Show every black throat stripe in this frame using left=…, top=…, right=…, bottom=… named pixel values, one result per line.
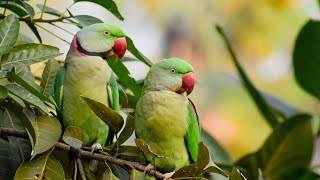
left=76, top=37, right=112, bottom=59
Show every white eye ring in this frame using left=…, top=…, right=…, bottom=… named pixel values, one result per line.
left=170, top=68, right=176, bottom=74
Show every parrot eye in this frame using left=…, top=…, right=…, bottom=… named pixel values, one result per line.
left=170, top=68, right=176, bottom=74
left=103, top=31, right=110, bottom=36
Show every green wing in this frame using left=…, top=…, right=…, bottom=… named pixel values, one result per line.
left=53, top=66, right=65, bottom=121
left=185, top=98, right=201, bottom=163
left=107, top=73, right=120, bottom=112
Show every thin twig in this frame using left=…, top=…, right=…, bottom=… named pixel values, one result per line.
left=40, top=0, right=47, bottom=19
left=3, top=0, right=8, bottom=16
left=0, top=127, right=171, bottom=180
left=0, top=14, right=71, bottom=23
left=49, top=22, right=74, bottom=35
left=76, top=158, right=86, bottom=180
left=35, top=23, right=70, bottom=45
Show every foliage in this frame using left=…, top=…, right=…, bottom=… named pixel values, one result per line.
left=0, top=0, right=319, bottom=180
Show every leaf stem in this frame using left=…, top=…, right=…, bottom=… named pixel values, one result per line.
left=49, top=22, right=74, bottom=35
left=2, top=0, right=8, bottom=16
left=40, top=0, right=47, bottom=20
left=35, top=23, right=70, bottom=45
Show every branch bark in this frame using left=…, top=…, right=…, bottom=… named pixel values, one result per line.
left=0, top=127, right=170, bottom=180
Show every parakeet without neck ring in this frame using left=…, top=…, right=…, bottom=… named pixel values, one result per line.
left=134, top=58, right=200, bottom=179
left=54, top=23, right=126, bottom=170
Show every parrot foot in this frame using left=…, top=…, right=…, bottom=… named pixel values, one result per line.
left=163, top=172, right=175, bottom=180
left=89, top=143, right=102, bottom=172
left=144, top=163, right=155, bottom=175
left=90, top=142, right=102, bottom=154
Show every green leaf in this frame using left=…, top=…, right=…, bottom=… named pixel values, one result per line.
left=200, top=128, right=233, bottom=166
left=0, top=14, right=19, bottom=55
left=6, top=84, right=49, bottom=114
left=1, top=43, right=62, bottom=69
left=293, top=20, right=320, bottom=100
left=117, top=113, right=134, bottom=145
left=14, top=150, right=65, bottom=180
left=202, top=166, right=228, bottom=177
left=126, top=36, right=153, bottom=67
left=111, top=145, right=146, bottom=164
left=41, top=59, right=60, bottom=96
left=134, top=139, right=166, bottom=159
left=216, top=24, right=279, bottom=128
left=171, top=164, right=197, bottom=178
left=237, top=114, right=314, bottom=180
left=36, top=4, right=62, bottom=17
left=16, top=1, right=35, bottom=17
left=0, top=85, right=8, bottom=100
left=197, top=142, right=210, bottom=171
left=62, top=126, right=84, bottom=149
left=74, top=0, right=124, bottom=21
left=7, top=71, right=56, bottom=106
left=0, top=2, right=42, bottom=42
left=97, top=163, right=119, bottom=180
left=108, top=56, right=142, bottom=102
left=74, top=15, right=103, bottom=27
left=229, top=168, right=247, bottom=180
left=0, top=139, right=27, bottom=180
left=31, top=116, right=62, bottom=159
left=14, top=65, right=36, bottom=84
left=130, top=168, right=147, bottom=180
left=81, top=96, right=124, bottom=133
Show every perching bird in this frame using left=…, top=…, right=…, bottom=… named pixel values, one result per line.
left=54, top=23, right=126, bottom=170
left=134, top=58, right=200, bottom=179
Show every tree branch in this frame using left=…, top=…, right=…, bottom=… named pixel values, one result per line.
left=0, top=127, right=170, bottom=180
left=76, top=158, right=86, bottom=180
left=0, top=14, right=71, bottom=23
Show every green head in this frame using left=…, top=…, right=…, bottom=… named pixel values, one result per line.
left=143, top=58, right=195, bottom=95
left=71, top=23, right=126, bottom=59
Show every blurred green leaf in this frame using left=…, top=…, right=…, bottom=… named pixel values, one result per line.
left=237, top=114, right=314, bottom=180
left=0, top=2, right=42, bottom=42
left=74, top=15, right=103, bottom=27
left=293, top=20, right=320, bottom=100
left=134, top=139, right=166, bottom=159
left=130, top=168, right=147, bottom=180
left=74, top=0, right=124, bottom=21
left=108, top=56, right=142, bottom=102
left=81, top=96, right=124, bottom=133
left=16, top=0, right=35, bottom=17
left=229, top=168, right=247, bottom=180
left=0, top=85, right=8, bottom=100
left=6, top=84, right=49, bottom=114
left=0, top=14, right=19, bottom=55
left=41, top=59, right=60, bottom=96
left=216, top=24, right=279, bottom=128
left=62, top=126, right=84, bottom=149
left=126, top=36, right=153, bottom=67
left=1, top=43, right=62, bottom=69
left=117, top=113, right=134, bottom=145
left=14, top=150, right=65, bottom=180
left=36, top=4, right=62, bottom=17
left=200, top=128, right=233, bottom=166
left=7, top=71, right=56, bottom=106
left=31, top=116, right=62, bottom=159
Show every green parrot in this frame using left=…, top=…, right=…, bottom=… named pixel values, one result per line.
left=134, top=58, right=200, bottom=179
left=54, top=23, right=126, bottom=169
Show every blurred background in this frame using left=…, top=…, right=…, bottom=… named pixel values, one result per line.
left=24, top=0, right=320, bottom=161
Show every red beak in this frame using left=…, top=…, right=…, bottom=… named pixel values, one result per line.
left=177, top=72, right=195, bottom=95
left=113, top=37, right=127, bottom=58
